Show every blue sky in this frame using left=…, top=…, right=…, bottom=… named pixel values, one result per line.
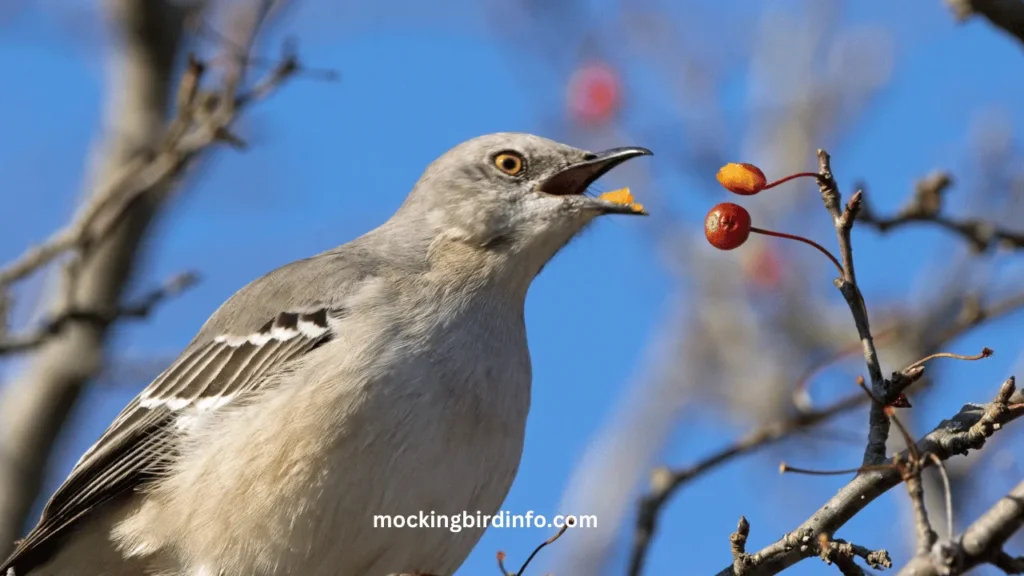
left=2, top=2, right=1023, bottom=575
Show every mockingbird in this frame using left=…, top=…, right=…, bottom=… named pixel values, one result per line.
left=2, top=132, right=650, bottom=576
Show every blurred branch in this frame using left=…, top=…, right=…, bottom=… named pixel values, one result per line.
left=0, top=0, right=297, bottom=556
left=859, top=171, right=1024, bottom=252
left=896, top=479, right=1024, bottom=575
left=716, top=376, right=1024, bottom=575
left=938, top=290, right=1024, bottom=344
left=0, top=273, right=197, bottom=355
left=0, top=29, right=298, bottom=292
left=948, top=0, right=1024, bottom=46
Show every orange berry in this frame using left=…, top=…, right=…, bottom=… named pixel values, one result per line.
left=705, top=202, right=751, bottom=250
left=598, top=187, right=635, bottom=205
left=716, top=163, right=767, bottom=195
left=598, top=187, right=646, bottom=213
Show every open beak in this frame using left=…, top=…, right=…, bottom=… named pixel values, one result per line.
left=538, top=146, right=653, bottom=215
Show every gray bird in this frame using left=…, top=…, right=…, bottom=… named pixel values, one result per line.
left=2, top=132, right=650, bottom=576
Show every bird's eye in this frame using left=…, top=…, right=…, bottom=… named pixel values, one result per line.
left=494, top=152, right=525, bottom=176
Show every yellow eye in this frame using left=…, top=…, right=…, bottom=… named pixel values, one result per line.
left=494, top=152, right=524, bottom=175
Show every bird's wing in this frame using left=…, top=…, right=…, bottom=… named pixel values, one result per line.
left=1, top=306, right=342, bottom=573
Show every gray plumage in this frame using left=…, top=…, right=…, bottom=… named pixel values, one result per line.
left=3, top=132, right=649, bottom=576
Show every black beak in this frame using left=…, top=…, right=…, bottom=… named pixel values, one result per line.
left=538, top=146, right=653, bottom=196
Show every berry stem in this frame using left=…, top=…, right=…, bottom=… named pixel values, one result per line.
left=750, top=227, right=843, bottom=275
left=763, top=172, right=821, bottom=190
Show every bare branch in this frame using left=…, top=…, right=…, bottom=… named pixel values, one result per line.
left=0, top=0, right=190, bottom=553
left=628, top=280, right=1015, bottom=576
left=715, top=376, right=1024, bottom=575
left=992, top=550, right=1024, bottom=574
left=904, top=454, right=938, bottom=556
left=859, top=170, right=1024, bottom=252
left=729, top=520, right=891, bottom=576
left=819, top=535, right=891, bottom=576
left=0, top=0, right=299, bottom=556
left=497, top=520, right=572, bottom=576
left=814, top=150, right=894, bottom=467
left=938, top=290, right=1024, bottom=345
left=905, top=347, right=994, bottom=372
left=896, top=479, right=1024, bottom=575
left=926, top=453, right=955, bottom=544
left=0, top=19, right=298, bottom=295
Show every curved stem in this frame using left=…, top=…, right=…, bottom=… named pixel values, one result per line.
left=764, top=172, right=821, bottom=190
left=750, top=226, right=844, bottom=275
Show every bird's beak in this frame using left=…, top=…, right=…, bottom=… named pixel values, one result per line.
left=538, top=147, right=652, bottom=215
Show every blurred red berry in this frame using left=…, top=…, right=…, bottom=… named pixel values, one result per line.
left=746, top=245, right=782, bottom=289
left=705, top=202, right=751, bottom=250
left=567, top=62, right=620, bottom=125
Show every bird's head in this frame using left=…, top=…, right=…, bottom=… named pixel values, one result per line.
left=393, top=132, right=651, bottom=285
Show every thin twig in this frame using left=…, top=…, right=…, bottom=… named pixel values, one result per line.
left=815, top=150, right=891, bottom=467
left=926, top=453, right=954, bottom=540
left=905, top=347, right=993, bottom=372
left=863, top=211, right=1024, bottom=252
left=516, top=522, right=571, bottom=576
left=859, top=169, right=1024, bottom=252
left=896, top=478, right=1024, bottom=575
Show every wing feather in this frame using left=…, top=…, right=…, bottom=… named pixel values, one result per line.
left=1, top=308, right=339, bottom=573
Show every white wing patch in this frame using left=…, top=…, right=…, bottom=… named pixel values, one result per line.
left=137, top=310, right=332, bottom=415
left=212, top=314, right=329, bottom=347
left=74, top=310, right=335, bottom=467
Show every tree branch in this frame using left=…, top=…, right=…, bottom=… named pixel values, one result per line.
left=715, top=376, right=1024, bottom=575
left=0, top=0, right=190, bottom=553
left=858, top=170, right=1024, bottom=252
left=814, top=150, right=895, bottom=467
left=895, top=479, right=1024, bottom=575
left=0, top=0, right=296, bottom=555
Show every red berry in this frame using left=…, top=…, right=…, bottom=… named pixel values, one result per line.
left=705, top=203, right=752, bottom=250
left=567, top=62, right=620, bottom=125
